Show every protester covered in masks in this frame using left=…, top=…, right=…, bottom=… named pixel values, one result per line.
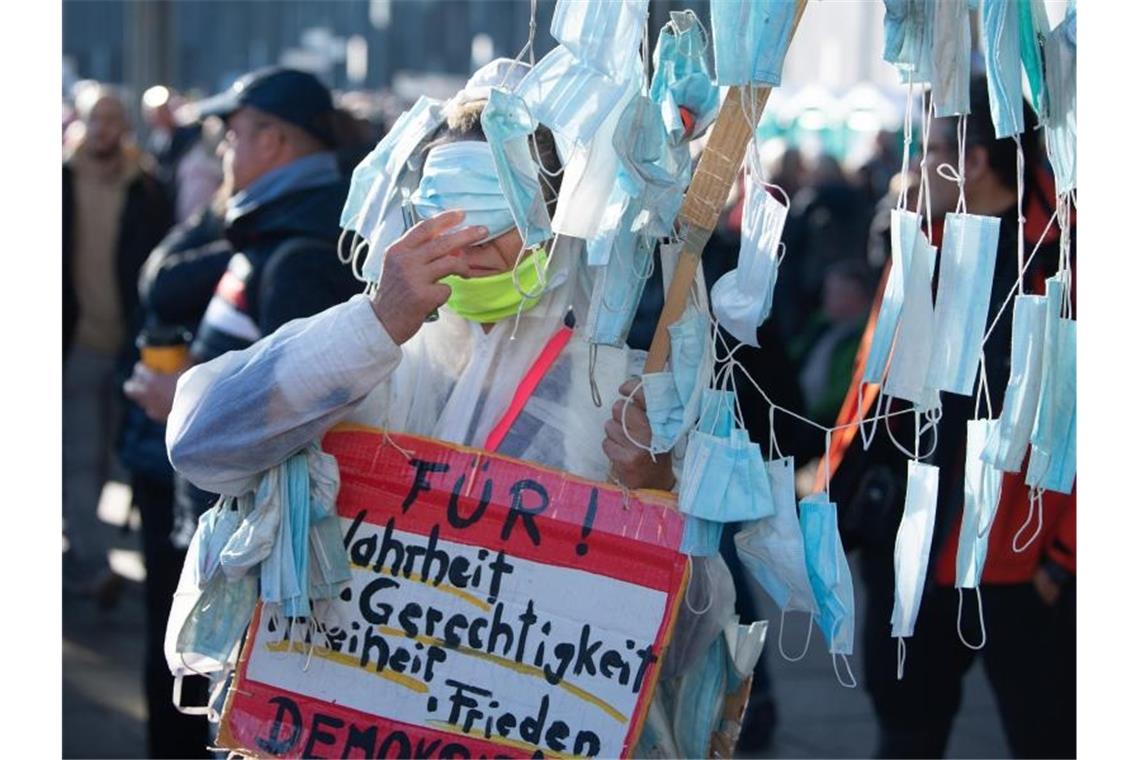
left=63, top=83, right=173, bottom=604
left=165, top=58, right=743, bottom=755
left=828, top=77, right=1075, bottom=759
left=167, top=61, right=675, bottom=495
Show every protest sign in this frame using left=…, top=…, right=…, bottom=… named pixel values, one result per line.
left=217, top=426, right=689, bottom=759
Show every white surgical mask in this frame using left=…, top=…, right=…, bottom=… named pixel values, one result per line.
left=926, top=213, right=1002, bottom=396
left=891, top=460, right=939, bottom=678
left=983, top=294, right=1048, bottom=472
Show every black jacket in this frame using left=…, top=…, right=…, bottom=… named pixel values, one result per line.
left=62, top=161, right=174, bottom=358
left=119, top=206, right=232, bottom=484
left=190, top=175, right=361, bottom=363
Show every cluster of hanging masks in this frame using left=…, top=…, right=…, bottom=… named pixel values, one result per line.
left=166, top=445, right=352, bottom=717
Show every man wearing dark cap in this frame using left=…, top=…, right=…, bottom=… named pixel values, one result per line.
left=126, top=67, right=361, bottom=408
left=184, top=66, right=358, bottom=359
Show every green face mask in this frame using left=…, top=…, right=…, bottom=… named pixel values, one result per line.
left=442, top=246, right=549, bottom=324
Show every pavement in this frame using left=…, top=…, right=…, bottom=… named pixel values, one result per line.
left=63, top=483, right=1009, bottom=759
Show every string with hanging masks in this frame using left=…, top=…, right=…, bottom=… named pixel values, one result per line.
left=857, top=73, right=918, bottom=451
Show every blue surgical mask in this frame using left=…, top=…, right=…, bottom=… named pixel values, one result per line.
left=680, top=429, right=774, bottom=523
left=196, top=496, right=249, bottom=588
left=980, top=0, right=1025, bottom=139
left=518, top=45, right=628, bottom=149
left=481, top=88, right=552, bottom=248
left=735, top=457, right=819, bottom=618
left=1041, top=4, right=1076, bottom=194
left=587, top=96, right=685, bottom=266
left=864, top=209, right=923, bottom=384
left=550, top=0, right=648, bottom=83
left=669, top=307, right=713, bottom=404
left=583, top=224, right=653, bottom=347
left=799, top=493, right=856, bottom=660
left=612, top=95, right=687, bottom=239
left=1018, top=0, right=1051, bottom=119
left=650, top=10, right=719, bottom=143
left=956, top=419, right=1003, bottom=590
left=710, top=0, right=799, bottom=86
left=1027, top=275, right=1076, bottom=495
left=697, top=388, right=737, bottom=438
left=176, top=570, right=258, bottom=667
left=642, top=303, right=713, bottom=449
left=891, top=461, right=939, bottom=643
left=359, top=96, right=446, bottom=283
left=983, top=294, right=1048, bottom=472
left=341, top=97, right=440, bottom=233
left=883, top=236, right=939, bottom=410
left=410, top=141, right=517, bottom=245
left=931, top=0, right=972, bottom=116
left=680, top=515, right=724, bottom=557
left=883, top=0, right=935, bottom=84
left=549, top=68, right=640, bottom=242
left=260, top=453, right=305, bottom=618
left=711, top=168, right=787, bottom=347
left=644, top=372, right=686, bottom=452
left=927, top=213, right=1002, bottom=396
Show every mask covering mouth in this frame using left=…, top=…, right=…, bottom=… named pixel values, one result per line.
left=442, top=246, right=549, bottom=324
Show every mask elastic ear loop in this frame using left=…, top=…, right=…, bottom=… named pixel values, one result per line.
left=956, top=587, right=988, bottom=650
left=833, top=653, right=858, bottom=689
left=768, top=405, right=784, bottom=461
left=777, top=608, right=813, bottom=662
left=859, top=385, right=886, bottom=450
left=172, top=673, right=210, bottom=716
left=974, top=356, right=995, bottom=421
left=1012, top=487, right=1045, bottom=553
left=337, top=226, right=356, bottom=265
left=511, top=242, right=549, bottom=301
left=884, top=398, right=923, bottom=459
left=501, top=0, right=538, bottom=85
left=760, top=180, right=791, bottom=210
left=981, top=207, right=1060, bottom=349
left=896, top=637, right=906, bottom=680
left=683, top=558, right=715, bottom=616
left=823, top=429, right=833, bottom=501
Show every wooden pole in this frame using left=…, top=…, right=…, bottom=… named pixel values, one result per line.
left=644, top=0, right=810, bottom=375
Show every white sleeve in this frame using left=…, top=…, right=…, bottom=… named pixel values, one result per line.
left=166, top=294, right=402, bottom=496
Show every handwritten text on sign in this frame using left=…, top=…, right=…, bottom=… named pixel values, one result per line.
left=218, top=428, right=688, bottom=758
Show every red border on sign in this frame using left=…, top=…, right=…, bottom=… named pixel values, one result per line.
left=218, top=427, right=689, bottom=759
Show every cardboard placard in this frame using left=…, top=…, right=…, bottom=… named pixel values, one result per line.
left=218, top=427, right=688, bottom=759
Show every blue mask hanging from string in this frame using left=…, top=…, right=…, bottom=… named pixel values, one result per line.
left=650, top=10, right=719, bottom=144
left=481, top=87, right=552, bottom=248
left=864, top=209, right=923, bottom=385
left=980, top=0, right=1025, bottom=139
left=710, top=0, right=800, bottom=86
left=550, top=0, right=648, bottom=83
left=982, top=294, right=1048, bottom=472
left=926, top=213, right=1002, bottom=396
